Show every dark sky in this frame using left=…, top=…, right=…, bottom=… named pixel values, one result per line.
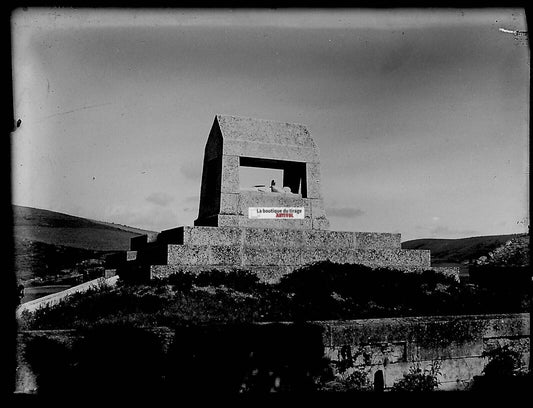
left=11, top=8, right=529, bottom=240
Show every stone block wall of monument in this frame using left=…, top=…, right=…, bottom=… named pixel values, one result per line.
left=108, top=115, right=459, bottom=282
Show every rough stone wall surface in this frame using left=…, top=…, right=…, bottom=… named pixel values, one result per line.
left=158, top=226, right=401, bottom=249
left=126, top=225, right=449, bottom=281
left=316, top=313, right=530, bottom=390
left=151, top=264, right=448, bottom=284
left=165, top=244, right=430, bottom=269
left=216, top=115, right=316, bottom=148
left=15, top=314, right=529, bottom=393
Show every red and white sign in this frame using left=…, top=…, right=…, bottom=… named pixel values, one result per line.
left=248, top=207, right=305, bottom=219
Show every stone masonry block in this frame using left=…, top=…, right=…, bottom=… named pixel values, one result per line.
left=417, top=340, right=484, bottom=361
left=306, top=162, right=323, bottom=199
left=241, top=217, right=313, bottom=230
left=216, top=115, right=314, bottom=146
left=220, top=155, right=240, bottom=193
left=223, top=140, right=319, bottom=163
left=278, top=246, right=301, bottom=265
left=242, top=246, right=267, bottom=266
left=219, top=193, right=240, bottom=215
left=184, top=226, right=243, bottom=246
left=216, top=214, right=242, bottom=227
left=354, top=232, right=401, bottom=249
left=242, top=246, right=300, bottom=266
left=309, top=198, right=327, bottom=220
left=482, top=314, right=530, bottom=338
left=243, top=228, right=304, bottom=247
left=210, top=245, right=243, bottom=265
left=302, top=230, right=354, bottom=249
left=351, top=249, right=431, bottom=268
left=312, top=218, right=330, bottom=230
left=300, top=247, right=355, bottom=265
left=167, top=245, right=211, bottom=266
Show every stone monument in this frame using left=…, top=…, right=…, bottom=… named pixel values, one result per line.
left=110, top=115, right=458, bottom=282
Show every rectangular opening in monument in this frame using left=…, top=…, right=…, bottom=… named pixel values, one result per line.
left=240, top=166, right=283, bottom=191
left=239, top=157, right=307, bottom=197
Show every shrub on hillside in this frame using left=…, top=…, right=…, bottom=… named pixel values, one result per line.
left=20, top=261, right=531, bottom=330
left=391, top=361, right=441, bottom=392
left=193, top=269, right=263, bottom=292
left=482, top=345, right=528, bottom=377
left=163, top=272, right=195, bottom=292
left=470, top=344, right=531, bottom=391
left=278, top=262, right=462, bottom=319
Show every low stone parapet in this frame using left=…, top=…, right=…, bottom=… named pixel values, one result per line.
left=16, top=276, right=119, bottom=318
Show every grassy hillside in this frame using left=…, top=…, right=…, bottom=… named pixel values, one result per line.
left=13, top=205, right=154, bottom=282
left=14, top=205, right=152, bottom=250
left=401, top=234, right=525, bottom=265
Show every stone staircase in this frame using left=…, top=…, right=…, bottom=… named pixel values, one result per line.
left=107, top=226, right=459, bottom=283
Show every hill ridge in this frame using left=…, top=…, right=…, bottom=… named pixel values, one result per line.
left=13, top=205, right=155, bottom=283
left=402, top=233, right=528, bottom=265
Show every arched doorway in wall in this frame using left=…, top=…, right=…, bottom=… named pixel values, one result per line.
left=374, top=369, right=384, bottom=392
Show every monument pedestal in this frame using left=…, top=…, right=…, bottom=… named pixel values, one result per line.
left=114, top=225, right=458, bottom=283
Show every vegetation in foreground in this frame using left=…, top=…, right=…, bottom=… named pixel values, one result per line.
left=19, top=261, right=531, bottom=330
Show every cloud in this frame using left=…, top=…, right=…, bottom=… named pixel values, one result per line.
left=146, top=192, right=174, bottom=207
left=180, top=162, right=202, bottom=181
left=326, top=207, right=365, bottom=218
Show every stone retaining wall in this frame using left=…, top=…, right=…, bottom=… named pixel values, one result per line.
left=15, top=313, right=528, bottom=394
left=16, top=276, right=119, bottom=318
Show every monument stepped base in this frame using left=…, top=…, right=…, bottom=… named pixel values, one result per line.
left=109, top=226, right=459, bottom=283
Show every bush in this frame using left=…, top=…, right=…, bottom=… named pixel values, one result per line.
left=470, top=345, right=530, bottom=391
left=482, top=345, right=527, bottom=377
left=278, top=261, right=463, bottom=320
left=21, top=261, right=531, bottom=330
left=162, top=272, right=195, bottom=293
left=391, top=361, right=441, bottom=392
left=341, top=369, right=373, bottom=392
left=194, top=269, right=263, bottom=292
